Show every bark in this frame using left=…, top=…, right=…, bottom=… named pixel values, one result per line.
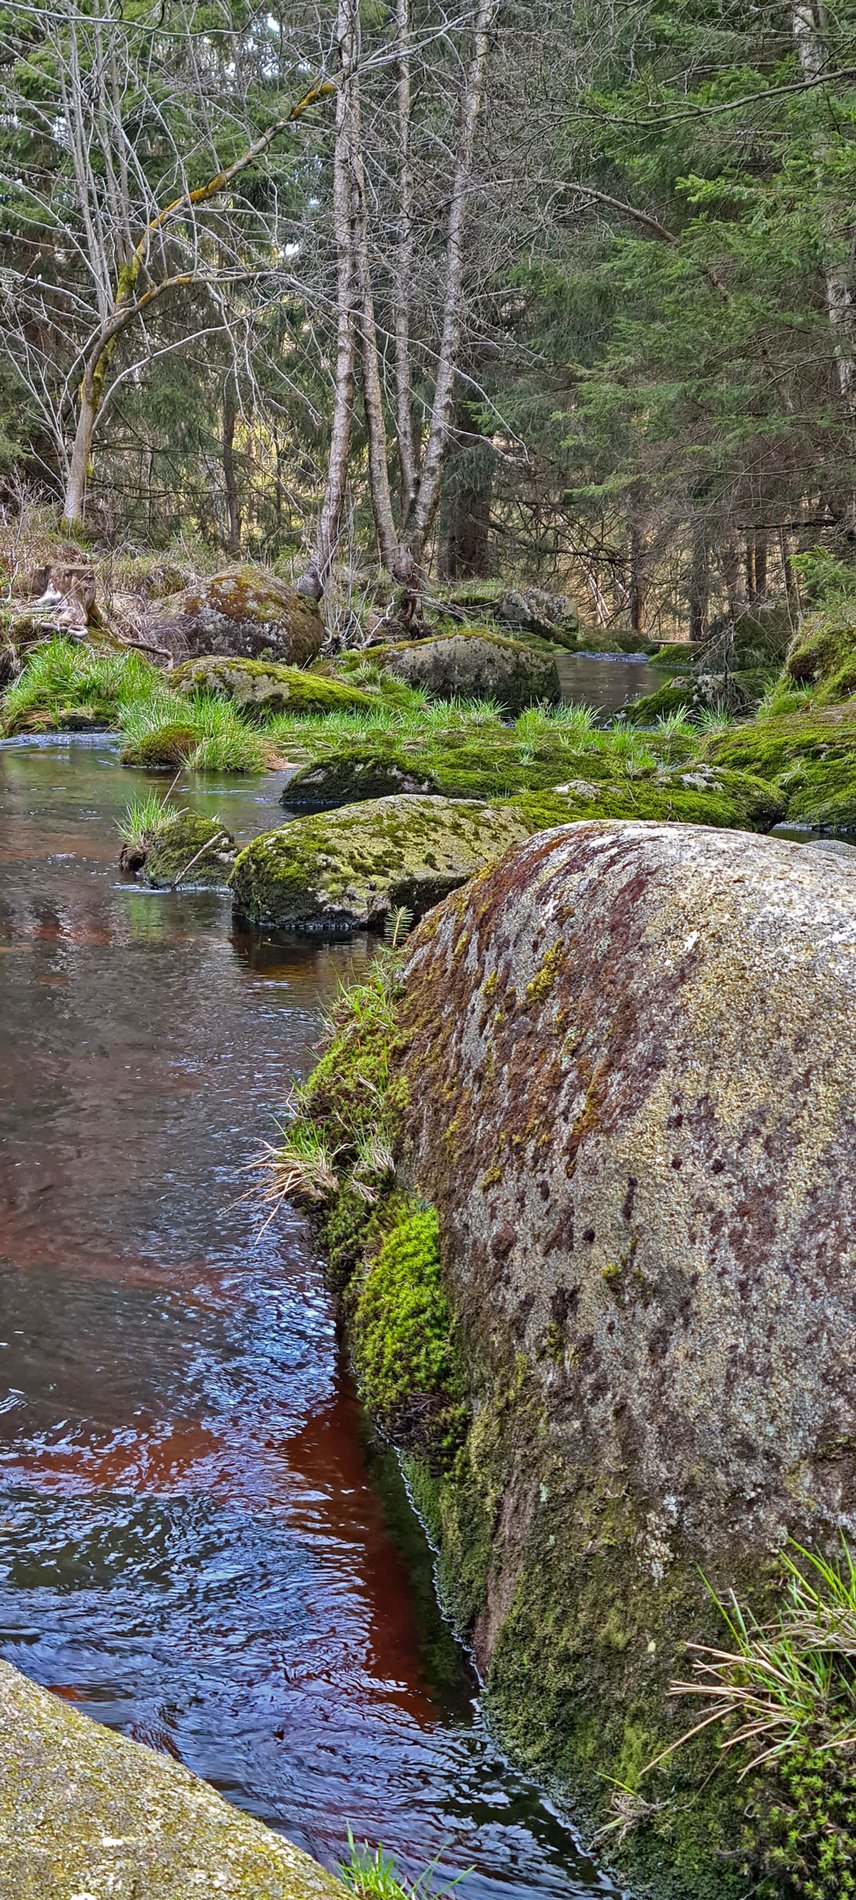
left=223, top=371, right=241, bottom=557
left=439, top=387, right=494, bottom=580
left=688, top=530, right=710, bottom=641
left=792, top=0, right=855, bottom=416
left=348, top=10, right=398, bottom=572
left=393, top=0, right=417, bottom=520
left=628, top=521, right=646, bottom=635
left=310, top=15, right=362, bottom=583
left=405, top=0, right=499, bottom=567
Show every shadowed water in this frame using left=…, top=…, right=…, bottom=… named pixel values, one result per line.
left=0, top=739, right=621, bottom=1900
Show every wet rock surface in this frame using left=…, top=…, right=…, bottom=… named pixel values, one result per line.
left=0, top=1658, right=343, bottom=1899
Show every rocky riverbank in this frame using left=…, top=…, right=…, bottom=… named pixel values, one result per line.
left=282, top=821, right=856, bottom=1900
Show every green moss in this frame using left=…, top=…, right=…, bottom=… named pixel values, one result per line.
left=704, top=705, right=856, bottom=826
left=784, top=599, right=856, bottom=703
left=351, top=1206, right=464, bottom=1453
left=172, top=656, right=375, bottom=719
left=744, top=1748, right=856, bottom=1898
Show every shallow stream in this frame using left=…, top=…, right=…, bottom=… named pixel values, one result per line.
left=0, top=738, right=621, bottom=1900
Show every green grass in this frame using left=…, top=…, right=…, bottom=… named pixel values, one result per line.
left=117, top=790, right=184, bottom=852
left=119, top=688, right=273, bottom=773
left=656, top=1541, right=856, bottom=1777
left=0, top=635, right=162, bottom=735
left=340, top=1827, right=467, bottom=1899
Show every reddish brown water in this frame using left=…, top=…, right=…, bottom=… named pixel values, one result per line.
left=0, top=739, right=620, bottom=1899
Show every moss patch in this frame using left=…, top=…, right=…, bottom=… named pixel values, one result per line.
left=172, top=655, right=375, bottom=719
left=229, top=795, right=528, bottom=933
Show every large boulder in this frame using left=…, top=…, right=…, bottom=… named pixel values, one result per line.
left=120, top=812, right=237, bottom=887
left=388, top=822, right=856, bottom=1888
left=148, top=569, right=323, bottom=666
left=0, top=1657, right=341, bottom=1899
left=229, top=795, right=528, bottom=933
left=339, top=629, right=560, bottom=713
left=172, top=655, right=374, bottom=718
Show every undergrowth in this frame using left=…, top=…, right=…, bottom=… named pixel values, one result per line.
left=340, top=1829, right=467, bottom=1900
left=0, top=635, right=161, bottom=735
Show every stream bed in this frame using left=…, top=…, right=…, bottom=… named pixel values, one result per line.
left=0, top=738, right=620, bottom=1900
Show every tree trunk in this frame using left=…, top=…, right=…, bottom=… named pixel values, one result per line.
left=223, top=372, right=241, bottom=557
left=792, top=0, right=855, bottom=418
left=310, top=3, right=361, bottom=584
left=753, top=531, right=767, bottom=601
left=688, top=530, right=709, bottom=641
left=628, top=520, right=646, bottom=635
left=62, top=383, right=96, bottom=528
left=405, top=0, right=499, bottom=568
left=438, top=385, right=494, bottom=580
left=393, top=0, right=417, bottom=521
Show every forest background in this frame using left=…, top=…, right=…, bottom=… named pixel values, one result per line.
left=2, top=0, right=856, bottom=639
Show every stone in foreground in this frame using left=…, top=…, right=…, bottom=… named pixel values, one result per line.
left=0, top=1658, right=342, bottom=1899
left=230, top=794, right=528, bottom=932
left=393, top=820, right=856, bottom=1886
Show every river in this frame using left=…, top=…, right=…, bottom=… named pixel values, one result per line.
left=0, top=737, right=622, bottom=1900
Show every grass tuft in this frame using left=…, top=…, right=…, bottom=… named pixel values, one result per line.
left=340, top=1826, right=467, bottom=1899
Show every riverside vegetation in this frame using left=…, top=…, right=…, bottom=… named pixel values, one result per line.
left=2, top=557, right=856, bottom=1899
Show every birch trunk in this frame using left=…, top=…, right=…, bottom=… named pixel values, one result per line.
left=406, top=0, right=499, bottom=566
left=223, top=372, right=241, bottom=556
left=310, top=7, right=362, bottom=582
left=394, top=0, right=417, bottom=520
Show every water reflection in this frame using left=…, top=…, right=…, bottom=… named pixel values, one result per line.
left=0, top=742, right=621, bottom=1899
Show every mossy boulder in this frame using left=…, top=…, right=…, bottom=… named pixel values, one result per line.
left=782, top=599, right=856, bottom=703
left=705, top=705, right=856, bottom=829
left=172, top=655, right=374, bottom=718
left=229, top=795, right=528, bottom=933
left=491, top=587, right=580, bottom=648
left=339, top=629, right=561, bottom=713
left=511, top=760, right=784, bottom=832
left=148, top=568, right=323, bottom=666
left=120, top=721, right=200, bottom=770
left=282, top=732, right=785, bottom=831
left=121, top=812, right=237, bottom=887
left=0, top=1657, right=342, bottom=1899
left=389, top=822, right=856, bottom=1892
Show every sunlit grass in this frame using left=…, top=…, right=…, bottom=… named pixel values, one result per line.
left=119, top=688, right=273, bottom=773
left=117, top=789, right=184, bottom=851
left=340, top=1828, right=468, bottom=1900
left=1, top=635, right=162, bottom=735
left=650, top=1540, right=856, bottom=1778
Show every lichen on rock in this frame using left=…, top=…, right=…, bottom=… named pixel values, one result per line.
left=229, top=794, right=529, bottom=933
left=0, top=1657, right=343, bottom=1899
left=147, top=568, right=324, bottom=666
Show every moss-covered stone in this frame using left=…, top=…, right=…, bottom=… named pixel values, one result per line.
left=783, top=598, right=856, bottom=702
left=130, top=812, right=237, bottom=887
left=0, top=1657, right=343, bottom=1899
left=293, top=822, right=856, bottom=1897
left=172, top=655, right=375, bottom=718
left=386, top=822, right=856, bottom=1895
left=229, top=794, right=529, bottom=933
left=338, top=628, right=561, bottom=712
left=120, top=720, right=200, bottom=769
left=704, top=704, right=856, bottom=827
left=510, top=761, right=785, bottom=832
left=148, top=568, right=323, bottom=666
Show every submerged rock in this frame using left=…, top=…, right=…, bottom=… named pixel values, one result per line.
left=229, top=795, right=528, bottom=933
left=340, top=629, right=561, bottom=713
left=148, top=569, right=323, bottom=666
left=172, top=655, right=374, bottom=718
left=0, top=1657, right=341, bottom=1898
left=388, top=821, right=856, bottom=1888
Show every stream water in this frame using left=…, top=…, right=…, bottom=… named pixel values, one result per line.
left=0, top=737, right=621, bottom=1900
